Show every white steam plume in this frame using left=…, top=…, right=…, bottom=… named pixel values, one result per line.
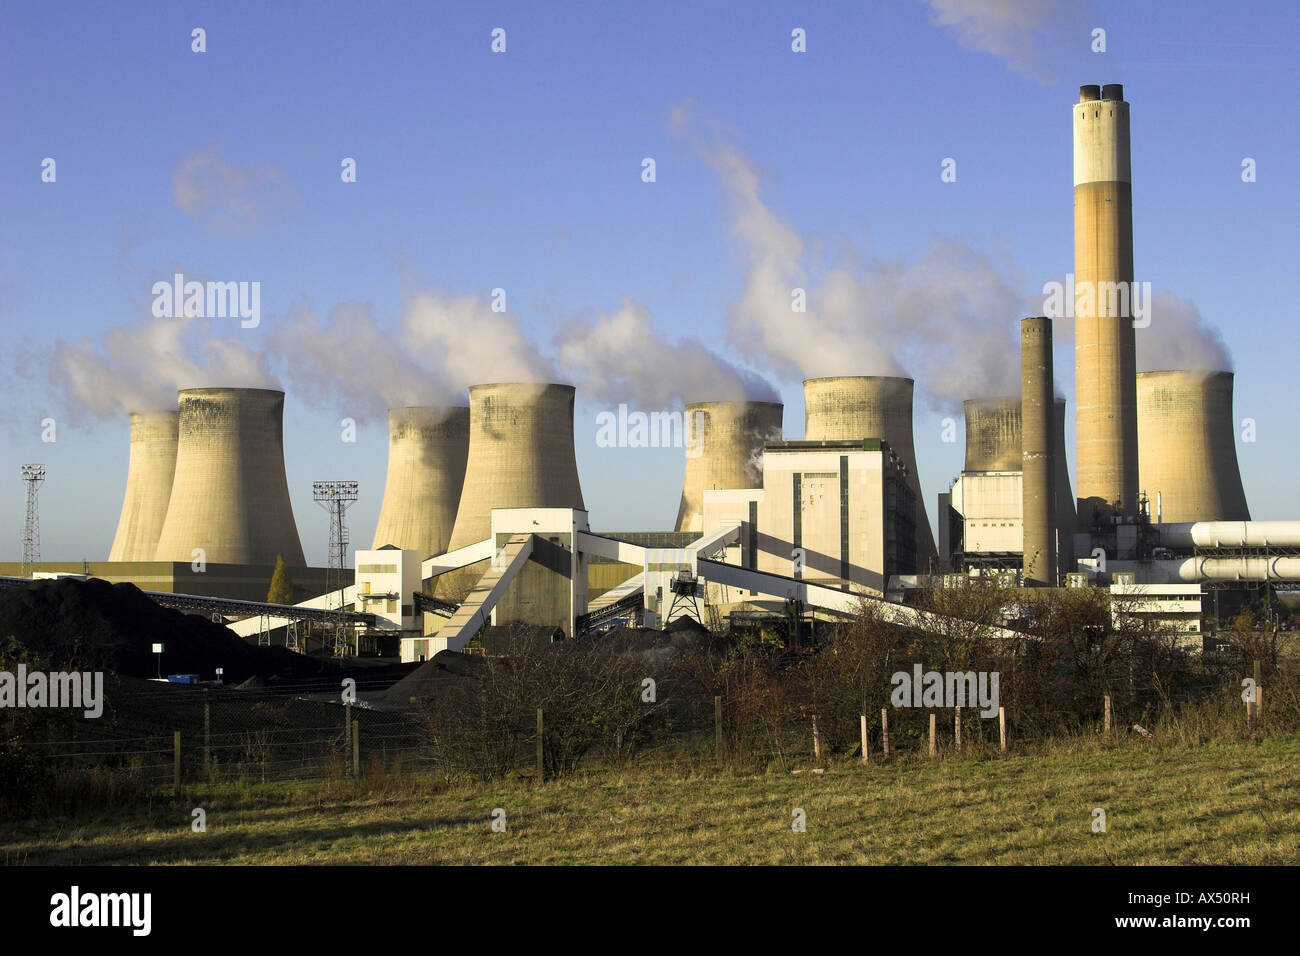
left=1136, top=291, right=1232, bottom=372
left=919, top=0, right=1098, bottom=83
left=554, top=298, right=778, bottom=406
left=49, top=316, right=277, bottom=421
left=267, top=301, right=448, bottom=420
left=681, top=108, right=1025, bottom=409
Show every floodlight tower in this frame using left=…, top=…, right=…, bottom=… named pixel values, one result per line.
left=313, top=480, right=359, bottom=656
left=20, top=464, right=45, bottom=577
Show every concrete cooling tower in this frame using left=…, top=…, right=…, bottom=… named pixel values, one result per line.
left=803, top=376, right=936, bottom=565
left=960, top=393, right=1076, bottom=577
left=964, top=398, right=1022, bottom=472
left=371, top=406, right=470, bottom=558
left=108, top=411, right=179, bottom=562
left=445, top=383, right=586, bottom=552
left=1137, top=370, right=1249, bottom=523
left=674, top=401, right=783, bottom=534
left=1074, top=83, right=1139, bottom=527
left=153, top=387, right=306, bottom=566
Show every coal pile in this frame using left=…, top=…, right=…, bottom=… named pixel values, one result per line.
left=0, top=577, right=330, bottom=683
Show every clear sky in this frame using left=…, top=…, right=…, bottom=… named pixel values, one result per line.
left=2, top=0, right=1297, bottom=566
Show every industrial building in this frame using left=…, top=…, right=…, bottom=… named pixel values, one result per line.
left=803, top=376, right=936, bottom=569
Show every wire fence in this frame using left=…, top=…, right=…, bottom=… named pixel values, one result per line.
left=5, top=660, right=1290, bottom=801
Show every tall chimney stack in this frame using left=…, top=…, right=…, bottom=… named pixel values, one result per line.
left=1022, top=318, right=1056, bottom=586
left=1074, top=82, right=1138, bottom=528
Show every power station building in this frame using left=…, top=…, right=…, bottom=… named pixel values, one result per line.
left=17, top=81, right=1298, bottom=660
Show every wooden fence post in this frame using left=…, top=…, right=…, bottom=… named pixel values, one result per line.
left=929, top=713, right=936, bottom=757
left=352, top=719, right=360, bottom=779
left=714, top=695, right=723, bottom=763
left=536, top=708, right=545, bottom=784
left=954, top=708, right=962, bottom=753
left=1104, top=694, right=1112, bottom=735
left=173, top=731, right=181, bottom=797
left=999, top=706, right=1008, bottom=753
left=881, top=708, right=890, bottom=759
left=203, top=691, right=211, bottom=778
left=344, top=701, right=353, bottom=776
left=860, top=714, right=869, bottom=764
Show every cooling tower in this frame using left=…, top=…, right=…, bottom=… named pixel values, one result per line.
left=803, top=376, right=936, bottom=565
left=959, top=394, right=1075, bottom=577
left=153, top=387, right=306, bottom=566
left=108, top=410, right=179, bottom=562
left=445, top=383, right=586, bottom=552
left=1137, top=370, right=1249, bottom=523
left=963, top=398, right=1022, bottom=472
left=1021, top=318, right=1057, bottom=586
left=674, top=401, right=783, bottom=534
left=1074, top=83, right=1139, bottom=527
left=371, top=406, right=470, bottom=558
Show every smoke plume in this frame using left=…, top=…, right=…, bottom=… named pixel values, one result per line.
left=171, top=145, right=299, bottom=235
left=918, top=0, right=1099, bottom=83
left=1136, top=291, right=1233, bottom=373
left=554, top=298, right=778, bottom=406
left=678, top=106, right=1026, bottom=409
left=49, top=316, right=277, bottom=421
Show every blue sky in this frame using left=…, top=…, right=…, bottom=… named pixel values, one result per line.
left=2, top=0, right=1297, bottom=566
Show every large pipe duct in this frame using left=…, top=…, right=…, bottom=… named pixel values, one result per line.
left=1148, top=557, right=1300, bottom=584
left=371, top=406, right=470, bottom=558
left=963, top=398, right=1021, bottom=472
left=154, top=387, right=306, bottom=566
left=108, top=410, right=179, bottom=562
left=1021, top=318, right=1056, bottom=586
left=803, top=376, right=936, bottom=566
left=1074, top=82, right=1139, bottom=527
left=1155, top=521, right=1300, bottom=551
left=1137, top=370, right=1249, bottom=523
left=445, top=383, right=586, bottom=552
left=675, top=401, right=783, bottom=534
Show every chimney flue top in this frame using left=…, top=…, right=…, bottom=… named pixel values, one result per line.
left=1101, top=83, right=1124, bottom=101
left=1079, top=84, right=1101, bottom=102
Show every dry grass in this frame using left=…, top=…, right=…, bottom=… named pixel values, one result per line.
left=2, top=733, right=1297, bottom=865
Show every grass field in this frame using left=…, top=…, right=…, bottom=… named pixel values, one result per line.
left=3, top=735, right=1297, bottom=865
